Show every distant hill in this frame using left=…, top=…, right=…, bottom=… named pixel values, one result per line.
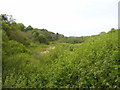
left=0, top=14, right=64, bottom=45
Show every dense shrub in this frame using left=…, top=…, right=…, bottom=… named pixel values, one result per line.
left=57, top=36, right=89, bottom=44
left=2, top=15, right=119, bottom=88
left=2, top=30, right=9, bottom=42
left=2, top=40, right=30, bottom=56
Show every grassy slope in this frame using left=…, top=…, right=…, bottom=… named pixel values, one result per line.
left=2, top=29, right=119, bottom=88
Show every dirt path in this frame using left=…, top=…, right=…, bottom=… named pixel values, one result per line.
left=40, top=46, right=55, bottom=54
left=32, top=46, right=55, bottom=57
left=32, top=46, right=55, bottom=60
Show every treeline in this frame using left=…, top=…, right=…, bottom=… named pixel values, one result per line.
left=57, top=36, right=90, bottom=44
left=1, top=14, right=64, bottom=45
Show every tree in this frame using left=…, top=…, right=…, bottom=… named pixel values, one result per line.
left=56, top=32, right=59, bottom=40
left=0, top=14, right=16, bottom=24
left=26, top=25, right=33, bottom=30
left=17, top=23, right=25, bottom=31
left=56, top=32, right=59, bottom=35
left=38, top=34, right=48, bottom=44
left=108, top=28, right=116, bottom=33
left=32, top=30, right=39, bottom=38
left=99, top=31, right=106, bottom=35
left=0, top=14, right=8, bottom=22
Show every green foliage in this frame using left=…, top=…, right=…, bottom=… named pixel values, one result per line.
left=2, top=40, right=30, bottom=56
left=9, top=30, right=30, bottom=45
left=1, top=14, right=63, bottom=45
left=2, top=30, right=9, bottom=42
left=0, top=14, right=15, bottom=24
left=1, top=14, right=119, bottom=88
left=26, top=25, right=33, bottom=30
left=38, top=34, right=48, bottom=44
left=57, top=36, right=89, bottom=44
left=1, top=22, right=11, bottom=32
left=17, top=23, right=25, bottom=31
left=3, top=29, right=119, bottom=88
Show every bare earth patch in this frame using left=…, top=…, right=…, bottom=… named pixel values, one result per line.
left=41, top=46, right=55, bottom=54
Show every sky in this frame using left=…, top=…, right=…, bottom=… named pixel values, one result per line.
left=0, top=0, right=119, bottom=36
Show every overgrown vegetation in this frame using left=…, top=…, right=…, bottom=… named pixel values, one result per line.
left=57, top=36, right=90, bottom=44
left=1, top=14, right=119, bottom=88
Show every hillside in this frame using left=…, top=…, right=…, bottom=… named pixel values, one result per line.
left=1, top=14, right=120, bottom=88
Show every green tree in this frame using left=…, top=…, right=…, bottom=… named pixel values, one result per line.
left=38, top=34, right=48, bottom=44
left=0, top=14, right=8, bottom=23
left=0, top=14, right=15, bottom=24
left=32, top=30, right=39, bottom=38
left=26, top=25, right=33, bottom=30
left=108, top=28, right=116, bottom=33
left=99, top=31, right=106, bottom=35
left=17, top=23, right=25, bottom=31
left=2, top=30, right=9, bottom=42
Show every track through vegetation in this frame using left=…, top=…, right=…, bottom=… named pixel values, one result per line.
left=40, top=46, right=55, bottom=54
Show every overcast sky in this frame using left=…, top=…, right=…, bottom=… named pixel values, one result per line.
left=0, top=0, right=119, bottom=36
